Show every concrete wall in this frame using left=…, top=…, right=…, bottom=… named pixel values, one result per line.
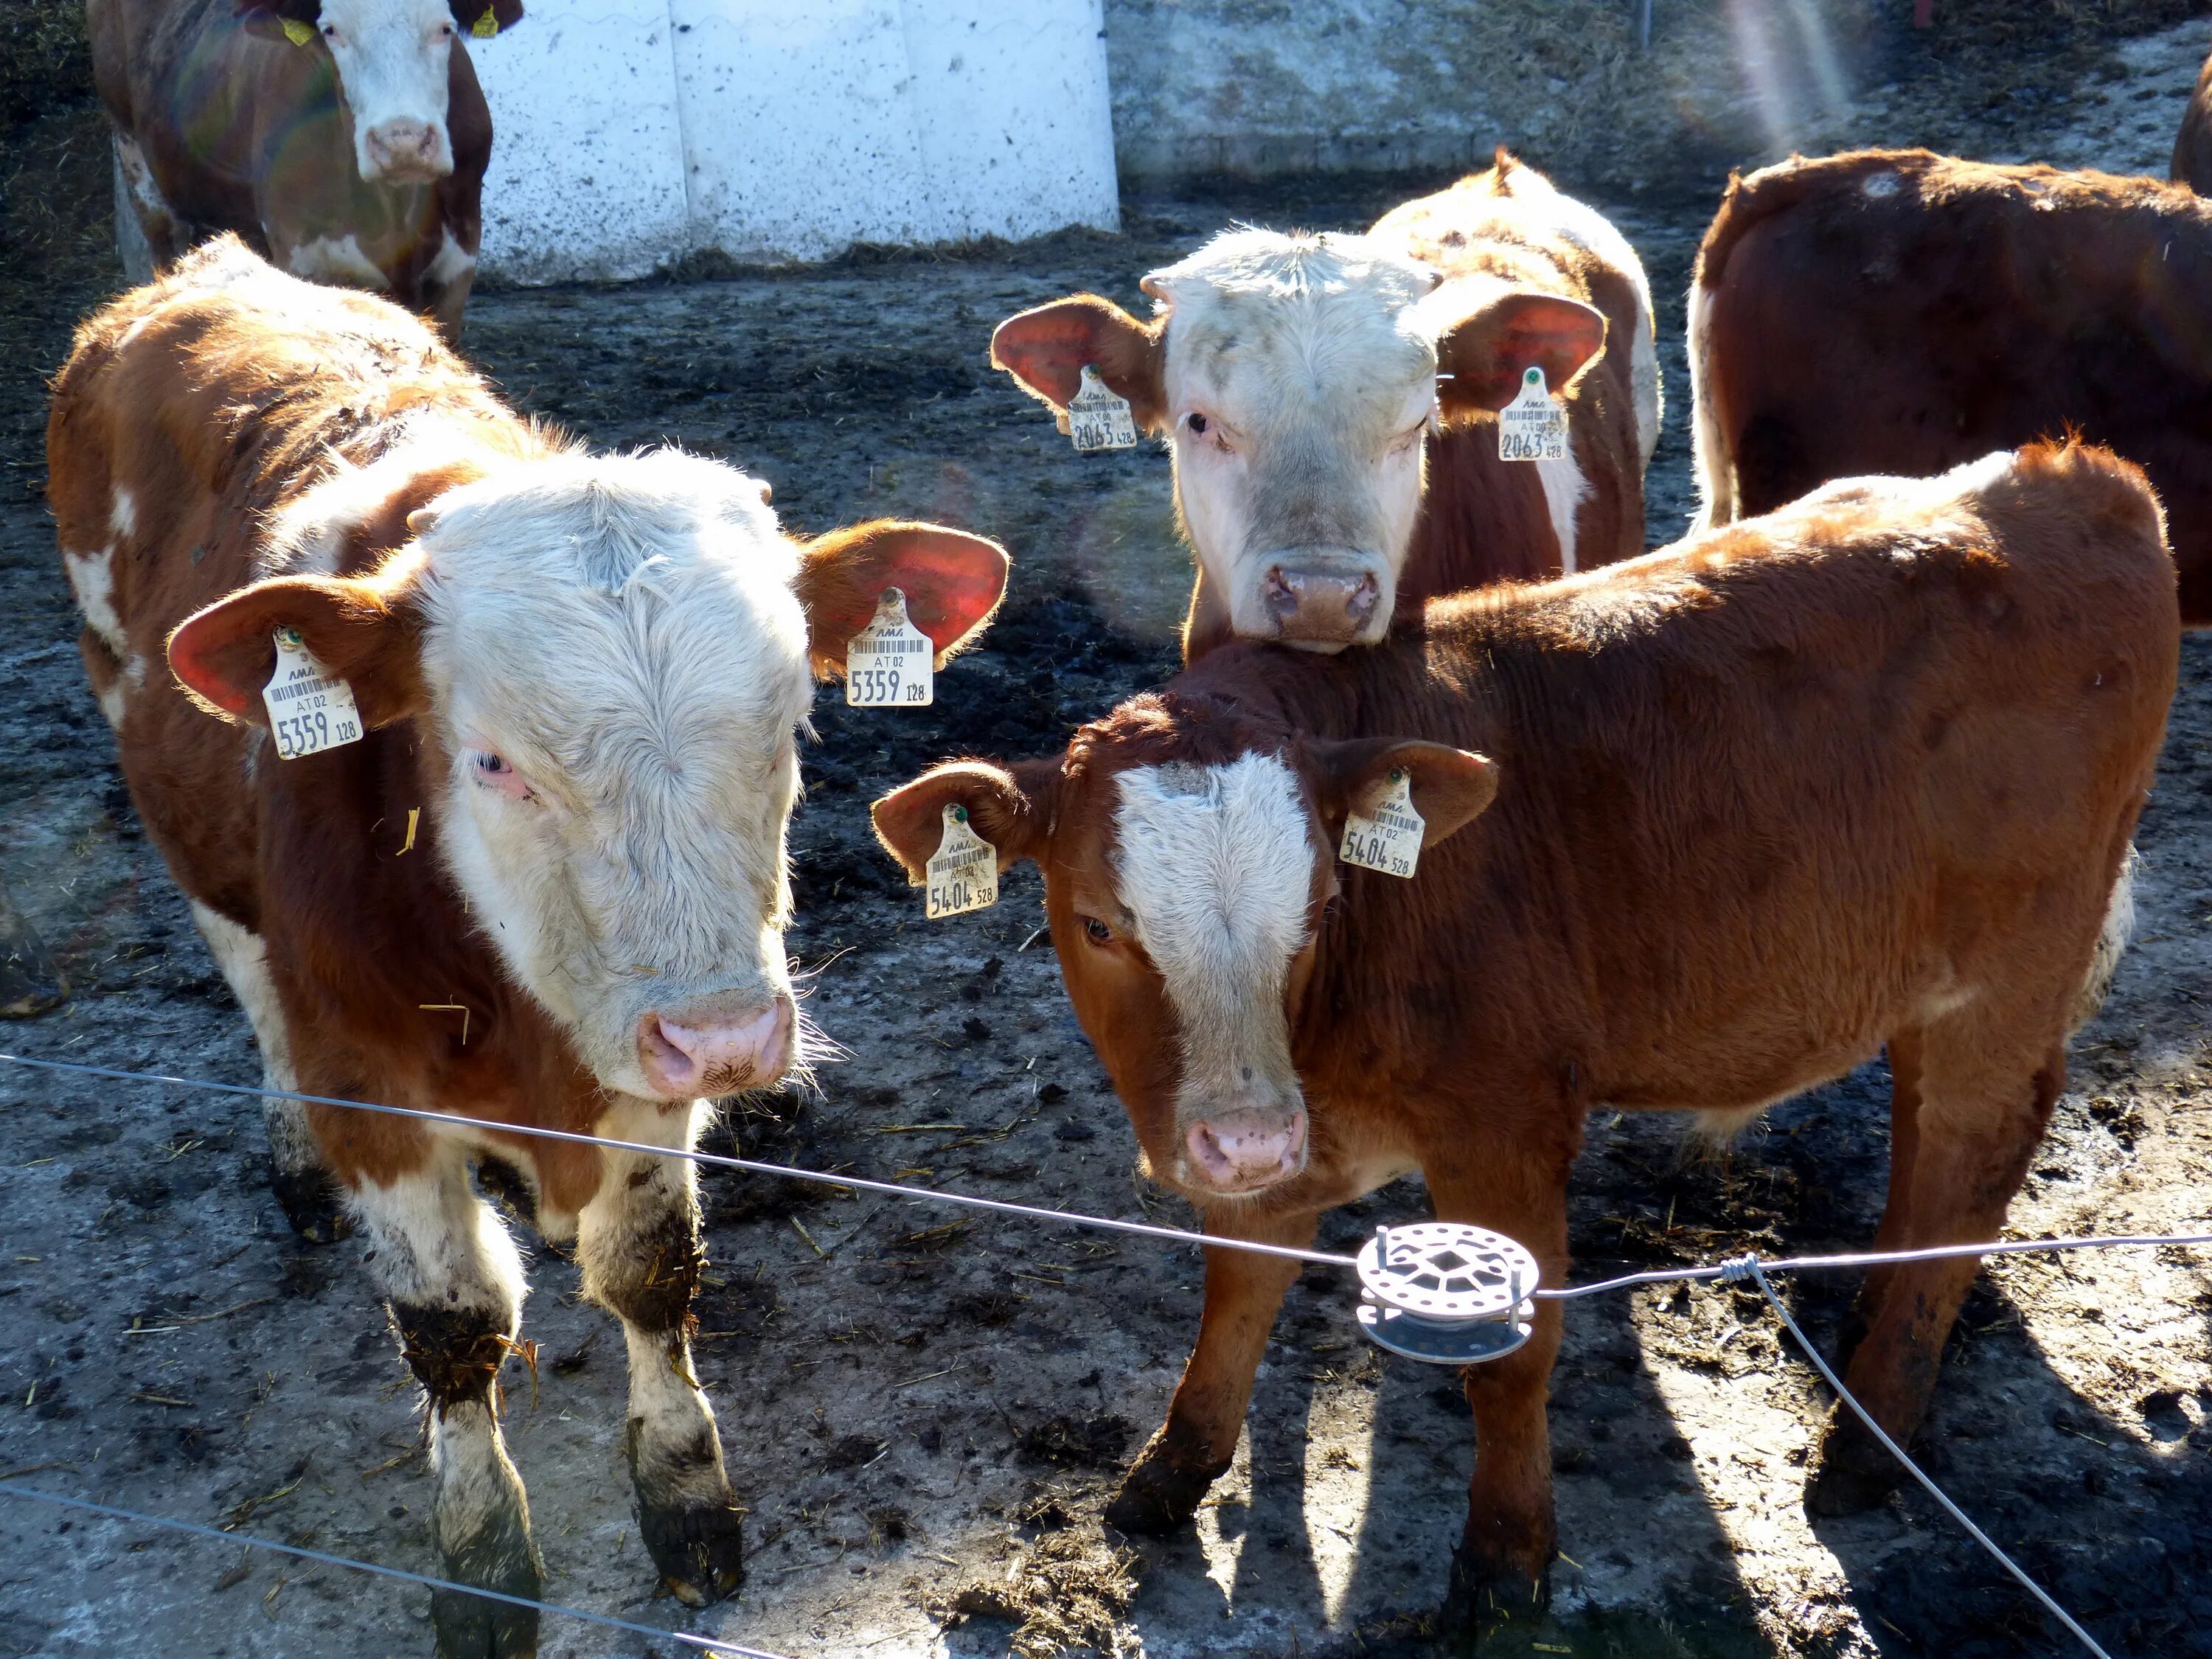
left=470, top=0, right=1120, bottom=282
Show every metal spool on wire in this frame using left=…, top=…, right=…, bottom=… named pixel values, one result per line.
left=1355, top=1222, right=1538, bottom=1364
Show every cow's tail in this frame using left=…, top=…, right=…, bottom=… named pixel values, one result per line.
left=2070, top=845, right=2140, bottom=1034
left=1686, top=274, right=1736, bottom=535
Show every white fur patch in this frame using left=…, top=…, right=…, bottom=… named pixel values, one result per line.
left=351, top=1144, right=528, bottom=1318
left=1534, top=450, right=1590, bottom=575
left=2071, top=846, right=2138, bottom=1033
left=425, top=234, right=477, bottom=289
left=286, top=234, right=391, bottom=288
left=63, top=546, right=128, bottom=658
left=1110, top=755, right=1314, bottom=1106
left=190, top=899, right=322, bottom=1180
left=95, top=680, right=127, bottom=728
left=110, top=489, right=138, bottom=542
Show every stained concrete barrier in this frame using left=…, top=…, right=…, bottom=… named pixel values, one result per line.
left=471, top=0, right=1120, bottom=282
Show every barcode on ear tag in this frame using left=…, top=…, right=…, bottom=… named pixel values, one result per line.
left=926, top=805, right=998, bottom=919
left=846, top=588, right=933, bottom=708
left=1339, top=771, right=1425, bottom=879
left=1067, top=365, right=1137, bottom=453
left=1498, top=366, right=1568, bottom=463
left=281, top=16, right=315, bottom=45
left=262, top=627, right=364, bottom=761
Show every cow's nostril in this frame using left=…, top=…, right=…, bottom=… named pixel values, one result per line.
left=1346, top=573, right=1381, bottom=624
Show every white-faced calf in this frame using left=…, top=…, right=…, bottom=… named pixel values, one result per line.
left=991, top=153, right=1655, bottom=655
left=49, top=239, right=1009, bottom=1658
left=877, top=443, right=2174, bottom=1635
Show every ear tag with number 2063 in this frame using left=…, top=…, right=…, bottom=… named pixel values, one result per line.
left=1066, top=364, right=1138, bottom=453
left=1339, top=769, right=1425, bottom=880
left=1498, top=366, right=1568, bottom=463
left=926, top=805, right=998, bottom=919
left=262, top=627, right=364, bottom=761
left=846, top=588, right=933, bottom=708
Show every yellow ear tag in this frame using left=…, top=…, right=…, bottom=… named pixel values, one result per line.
left=471, top=7, right=498, bottom=37
left=281, top=17, right=316, bottom=46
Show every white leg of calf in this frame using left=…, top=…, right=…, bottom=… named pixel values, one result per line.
left=576, top=1103, right=745, bottom=1605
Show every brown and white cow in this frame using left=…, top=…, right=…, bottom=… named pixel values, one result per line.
left=1691, top=147, right=2212, bottom=620
left=2174, top=40, right=2212, bottom=195
left=875, top=442, right=2172, bottom=1635
left=48, top=238, right=1009, bottom=1658
left=991, top=153, right=1656, bottom=657
left=88, top=0, right=518, bottom=339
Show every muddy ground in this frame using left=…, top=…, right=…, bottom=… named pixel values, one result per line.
left=7, top=14, right=2212, bottom=1659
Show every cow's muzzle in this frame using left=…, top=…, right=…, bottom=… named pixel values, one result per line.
left=636, top=992, right=794, bottom=1101
left=1183, top=1107, right=1309, bottom=1195
left=361, top=119, right=453, bottom=184
left=1256, top=548, right=1388, bottom=650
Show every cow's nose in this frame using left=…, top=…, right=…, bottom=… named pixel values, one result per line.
left=636, top=995, right=793, bottom=1099
left=1184, top=1109, right=1307, bottom=1194
left=1262, top=566, right=1382, bottom=642
left=364, top=119, right=448, bottom=181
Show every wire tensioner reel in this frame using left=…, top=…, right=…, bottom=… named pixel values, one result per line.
left=1355, top=1222, right=1538, bottom=1365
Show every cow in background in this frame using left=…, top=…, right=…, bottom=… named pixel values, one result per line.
left=991, top=153, right=1657, bottom=658
left=1691, top=147, right=2212, bottom=619
left=2174, top=38, right=2212, bottom=194
left=88, top=0, right=519, bottom=339
left=49, top=239, right=1010, bottom=1657
left=874, top=443, right=2172, bottom=1638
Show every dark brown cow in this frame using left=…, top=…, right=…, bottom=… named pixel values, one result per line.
left=874, top=443, right=2173, bottom=1636
left=49, top=238, right=1009, bottom=1658
left=1691, top=147, right=2212, bottom=619
left=991, top=153, right=1657, bottom=658
left=89, top=0, right=520, bottom=338
left=2175, top=41, right=2212, bottom=195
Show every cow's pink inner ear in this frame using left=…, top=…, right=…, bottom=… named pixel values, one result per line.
left=1313, top=737, right=1500, bottom=845
left=990, top=296, right=1166, bottom=426
left=166, top=571, right=428, bottom=730
left=871, top=759, right=1053, bottom=877
left=1434, top=292, right=1608, bottom=414
left=794, top=521, right=1009, bottom=675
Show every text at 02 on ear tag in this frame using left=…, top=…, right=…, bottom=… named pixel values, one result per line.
left=1067, top=365, right=1138, bottom=453
left=1498, top=366, right=1569, bottom=463
left=926, top=805, right=998, bottom=919
left=262, top=627, right=364, bottom=761
left=846, top=588, right=933, bottom=708
left=1339, top=770, right=1425, bottom=880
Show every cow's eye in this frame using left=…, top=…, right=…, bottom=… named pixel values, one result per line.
left=1081, top=916, right=1113, bottom=945
left=1185, top=413, right=1208, bottom=436
left=469, top=750, right=535, bottom=801
left=320, top=22, right=337, bottom=36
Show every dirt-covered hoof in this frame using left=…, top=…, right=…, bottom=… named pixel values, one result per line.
left=1438, top=1546, right=1551, bottom=1645
left=1805, top=1415, right=1902, bottom=1517
left=433, top=1519, right=542, bottom=1658
left=269, top=1158, right=352, bottom=1244
left=639, top=1493, right=745, bottom=1607
left=1101, top=1436, right=1224, bottom=1536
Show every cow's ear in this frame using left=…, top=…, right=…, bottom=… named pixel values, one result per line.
left=238, top=0, right=319, bottom=38
left=793, top=520, right=1009, bottom=679
left=872, top=759, right=1060, bottom=880
left=1310, top=738, right=1498, bottom=846
left=1432, top=291, right=1607, bottom=417
left=167, top=560, right=428, bottom=731
left=448, top=0, right=522, bottom=35
left=990, top=296, right=1168, bottom=433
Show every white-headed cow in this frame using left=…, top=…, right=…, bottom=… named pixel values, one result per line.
left=991, top=154, right=1657, bottom=657
left=88, top=0, right=518, bottom=338
left=47, top=238, right=1010, bottom=1658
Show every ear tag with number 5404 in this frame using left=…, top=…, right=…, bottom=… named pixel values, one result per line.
left=1498, top=366, right=1568, bottom=463
left=926, top=805, right=998, bottom=919
left=262, top=627, right=364, bottom=761
left=846, top=588, right=933, bottom=708
left=1339, top=769, right=1425, bottom=880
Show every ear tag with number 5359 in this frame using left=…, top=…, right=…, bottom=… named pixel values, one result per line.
left=846, top=588, right=933, bottom=708
left=262, top=627, right=364, bottom=761
left=1339, top=769, right=1425, bottom=879
left=926, top=805, right=998, bottom=919
left=1498, top=366, right=1568, bottom=463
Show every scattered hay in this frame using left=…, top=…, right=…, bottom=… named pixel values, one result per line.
left=940, top=1529, right=1138, bottom=1659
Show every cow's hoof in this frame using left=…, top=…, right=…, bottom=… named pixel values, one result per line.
left=1102, top=1439, right=1222, bottom=1536
left=433, top=1521, right=541, bottom=1658
left=1805, top=1416, right=1901, bottom=1517
left=269, top=1160, right=352, bottom=1245
left=1438, top=1548, right=1551, bottom=1646
left=641, top=1495, right=745, bottom=1607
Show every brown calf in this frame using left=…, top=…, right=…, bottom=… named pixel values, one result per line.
left=49, top=238, right=1009, bottom=1658
left=1691, top=147, right=2212, bottom=619
left=991, top=153, right=1655, bottom=658
left=90, top=0, right=520, bottom=338
left=876, top=443, right=2174, bottom=1635
left=2176, top=40, right=2212, bottom=195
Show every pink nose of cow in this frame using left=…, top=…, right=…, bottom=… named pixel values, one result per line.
left=364, top=119, right=448, bottom=181
left=636, top=995, right=793, bottom=1099
left=1184, top=1109, right=1308, bottom=1194
left=1263, top=566, right=1382, bottom=643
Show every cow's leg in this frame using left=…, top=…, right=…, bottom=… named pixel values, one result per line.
left=1835, top=1026, right=1927, bottom=1366
left=352, top=1142, right=540, bottom=1659
left=1806, top=1015, right=2062, bottom=1517
left=187, top=900, right=347, bottom=1242
left=1426, top=1142, right=1573, bottom=1638
left=1103, top=1206, right=1318, bottom=1534
left=109, top=133, right=175, bottom=279
left=575, top=1105, right=744, bottom=1606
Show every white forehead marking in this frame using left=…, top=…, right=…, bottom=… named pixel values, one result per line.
left=1111, top=754, right=1313, bottom=1029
